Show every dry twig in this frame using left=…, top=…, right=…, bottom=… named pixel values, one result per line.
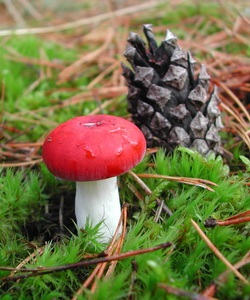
left=0, top=242, right=172, bottom=282
left=204, top=210, right=250, bottom=227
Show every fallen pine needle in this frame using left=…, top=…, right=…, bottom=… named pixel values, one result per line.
left=0, top=1, right=163, bottom=36
left=202, top=251, right=250, bottom=297
left=72, top=204, right=128, bottom=298
left=158, top=283, right=218, bottom=300
left=137, top=173, right=218, bottom=192
left=0, top=159, right=43, bottom=168
left=191, top=219, right=249, bottom=284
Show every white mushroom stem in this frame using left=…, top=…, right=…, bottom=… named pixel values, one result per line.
left=75, top=176, right=121, bottom=242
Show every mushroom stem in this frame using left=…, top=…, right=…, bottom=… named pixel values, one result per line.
left=75, top=176, right=121, bottom=242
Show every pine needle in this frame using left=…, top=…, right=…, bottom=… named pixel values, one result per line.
left=191, top=219, right=249, bottom=284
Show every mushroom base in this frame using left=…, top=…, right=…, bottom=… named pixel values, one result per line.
left=75, top=177, right=121, bottom=242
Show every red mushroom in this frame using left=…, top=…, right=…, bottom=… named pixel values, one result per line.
left=42, top=114, right=146, bottom=242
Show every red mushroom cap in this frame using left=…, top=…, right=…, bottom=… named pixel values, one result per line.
left=42, top=115, right=146, bottom=181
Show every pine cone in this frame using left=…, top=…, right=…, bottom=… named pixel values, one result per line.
left=122, top=25, right=223, bottom=156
